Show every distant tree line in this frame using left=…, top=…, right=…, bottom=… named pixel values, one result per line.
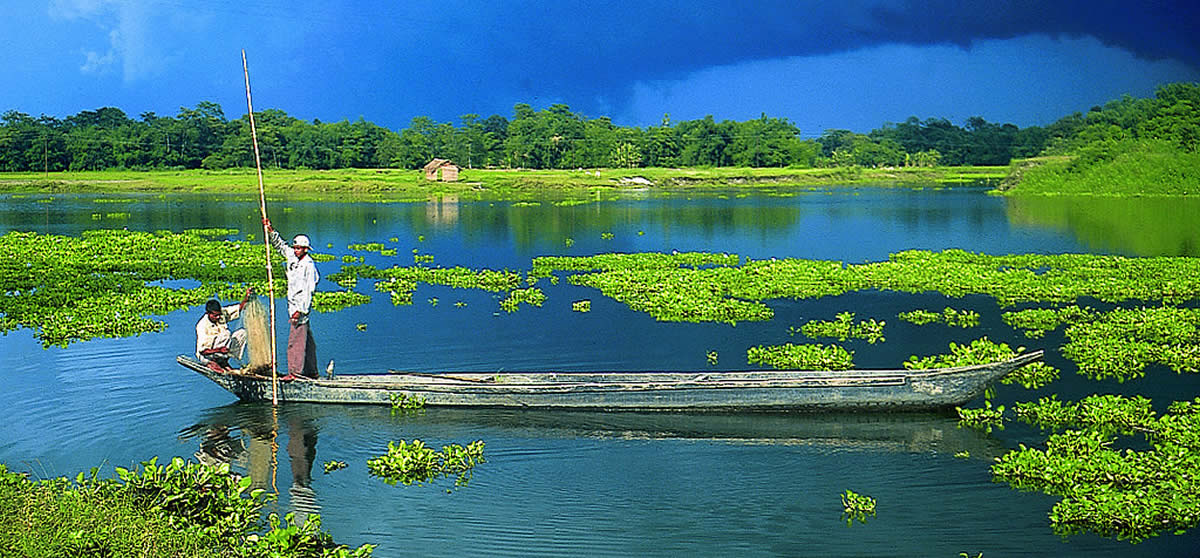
left=8, top=85, right=1191, bottom=173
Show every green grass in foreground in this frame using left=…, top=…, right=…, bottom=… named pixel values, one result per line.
left=0, top=166, right=1007, bottom=202
left=0, top=459, right=374, bottom=558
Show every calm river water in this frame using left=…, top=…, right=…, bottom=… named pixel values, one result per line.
left=2, top=186, right=1199, bottom=557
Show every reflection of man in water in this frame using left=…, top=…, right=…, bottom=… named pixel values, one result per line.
left=189, top=409, right=320, bottom=521
left=285, top=414, right=319, bottom=523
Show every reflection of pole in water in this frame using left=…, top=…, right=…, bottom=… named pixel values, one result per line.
left=185, top=405, right=322, bottom=521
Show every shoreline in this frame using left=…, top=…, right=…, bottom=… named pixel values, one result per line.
left=0, top=166, right=1007, bottom=201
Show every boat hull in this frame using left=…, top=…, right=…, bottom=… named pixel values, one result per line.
left=177, top=350, right=1043, bottom=411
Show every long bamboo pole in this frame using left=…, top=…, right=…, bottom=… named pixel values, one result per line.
left=242, top=49, right=280, bottom=406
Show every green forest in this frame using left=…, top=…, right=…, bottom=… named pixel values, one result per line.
left=0, top=83, right=1196, bottom=187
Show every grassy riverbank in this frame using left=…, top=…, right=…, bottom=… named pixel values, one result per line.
left=0, top=166, right=1006, bottom=201
left=0, top=460, right=373, bottom=558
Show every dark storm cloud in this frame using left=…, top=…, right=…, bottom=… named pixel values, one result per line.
left=393, top=0, right=1196, bottom=122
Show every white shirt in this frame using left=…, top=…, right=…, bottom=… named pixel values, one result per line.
left=195, top=303, right=242, bottom=360
left=270, top=229, right=320, bottom=318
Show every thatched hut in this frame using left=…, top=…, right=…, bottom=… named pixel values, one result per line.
left=423, top=159, right=460, bottom=181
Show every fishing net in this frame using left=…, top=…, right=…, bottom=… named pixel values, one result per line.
left=241, top=296, right=273, bottom=375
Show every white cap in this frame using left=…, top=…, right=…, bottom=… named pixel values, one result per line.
left=291, top=234, right=311, bottom=248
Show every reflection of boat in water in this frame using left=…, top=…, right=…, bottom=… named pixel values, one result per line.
left=180, top=401, right=1008, bottom=461
left=176, top=351, right=1043, bottom=411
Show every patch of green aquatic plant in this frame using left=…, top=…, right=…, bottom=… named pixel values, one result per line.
left=533, top=251, right=741, bottom=272
left=364, top=264, right=523, bottom=292
left=413, top=252, right=434, bottom=264
left=572, top=300, right=591, bottom=312
left=347, top=242, right=386, bottom=253
left=1013, top=394, right=1156, bottom=438
left=0, top=229, right=282, bottom=347
left=366, top=439, right=485, bottom=488
left=954, top=451, right=971, bottom=459
left=898, top=307, right=979, bottom=328
left=428, top=297, right=438, bottom=307
left=388, top=392, right=426, bottom=413
left=531, top=249, right=1200, bottom=326
left=555, top=260, right=772, bottom=324
left=897, top=309, right=941, bottom=325
left=246, top=512, right=376, bottom=557
left=707, top=350, right=719, bottom=366
left=312, top=290, right=370, bottom=313
left=309, top=252, right=336, bottom=262
left=1062, top=305, right=1200, bottom=382
left=511, top=201, right=541, bottom=207
left=747, top=343, right=854, bottom=370
left=841, top=490, right=876, bottom=525
left=355, top=323, right=367, bottom=331
left=991, top=395, right=1200, bottom=543
left=998, top=361, right=1061, bottom=390
left=341, top=255, right=363, bottom=264
left=564, top=237, right=575, bottom=248
left=904, top=338, right=1020, bottom=370
left=322, top=460, right=347, bottom=474
left=799, top=312, right=885, bottom=344
left=1003, top=305, right=1097, bottom=338
left=956, top=400, right=1006, bottom=433
left=601, top=232, right=614, bottom=240
left=500, top=288, right=546, bottom=312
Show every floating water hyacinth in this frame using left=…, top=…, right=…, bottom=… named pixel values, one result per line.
left=1062, top=305, right=1200, bottom=381
left=991, top=395, right=1200, bottom=542
left=841, top=490, right=876, bottom=525
left=904, top=338, right=1020, bottom=370
left=367, top=439, right=485, bottom=488
left=898, top=307, right=978, bottom=328
left=799, top=312, right=885, bottom=344
left=747, top=343, right=854, bottom=370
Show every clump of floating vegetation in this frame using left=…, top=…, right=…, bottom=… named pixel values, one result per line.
left=313, top=290, right=371, bottom=313
left=904, top=338, right=1019, bottom=370
left=841, top=490, right=877, bottom=525
left=388, top=392, right=425, bottom=413
left=799, top=312, right=885, bottom=344
left=572, top=300, right=591, bottom=312
left=746, top=343, right=854, bottom=370
left=1003, top=305, right=1097, bottom=338
left=907, top=336, right=1062, bottom=389
left=898, top=307, right=979, bottom=328
left=322, top=460, right=348, bottom=474
left=348, top=242, right=386, bottom=253
left=1062, top=305, right=1200, bottom=382
left=531, top=249, right=1200, bottom=326
left=500, top=288, right=546, bottom=313
left=956, top=400, right=1007, bottom=433
left=988, top=395, right=1200, bottom=543
left=366, top=439, right=485, bottom=488
left=0, top=229, right=280, bottom=347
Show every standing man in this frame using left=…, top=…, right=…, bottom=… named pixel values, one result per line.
left=196, top=287, right=254, bottom=373
left=265, top=219, right=320, bottom=380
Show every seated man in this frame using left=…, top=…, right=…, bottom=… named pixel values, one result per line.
left=196, top=287, right=253, bottom=372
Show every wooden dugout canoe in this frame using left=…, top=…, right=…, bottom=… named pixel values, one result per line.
left=177, top=350, right=1043, bottom=411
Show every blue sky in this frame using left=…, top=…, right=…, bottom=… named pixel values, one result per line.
left=4, top=0, right=1198, bottom=134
